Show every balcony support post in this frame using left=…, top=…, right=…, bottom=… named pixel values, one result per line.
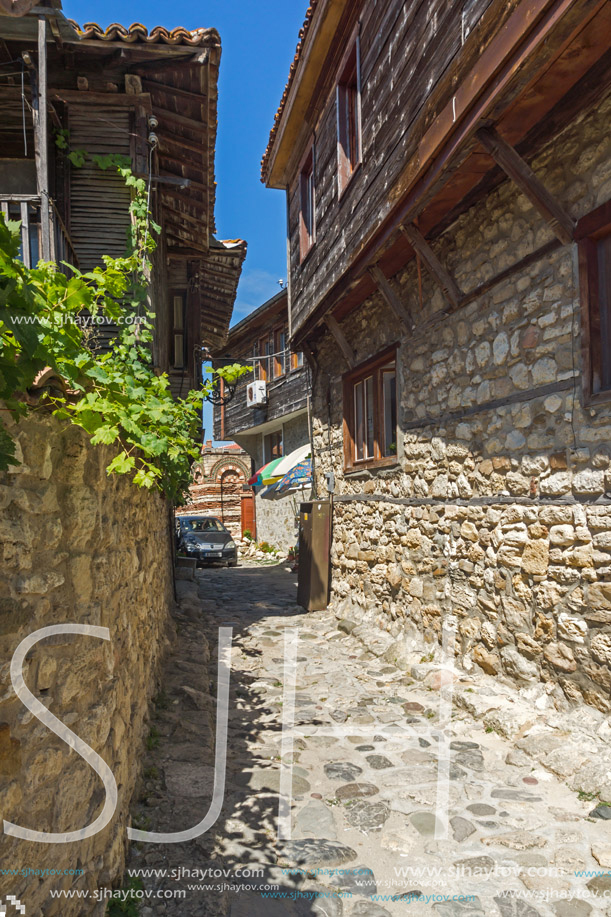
left=33, top=16, right=51, bottom=262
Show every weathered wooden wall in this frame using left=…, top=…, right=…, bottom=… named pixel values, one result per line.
left=215, top=365, right=309, bottom=441
left=68, top=106, right=132, bottom=272
left=288, top=0, right=505, bottom=335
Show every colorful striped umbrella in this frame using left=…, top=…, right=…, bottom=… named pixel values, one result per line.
left=271, top=443, right=311, bottom=479
left=248, top=456, right=284, bottom=487
left=275, top=458, right=312, bottom=496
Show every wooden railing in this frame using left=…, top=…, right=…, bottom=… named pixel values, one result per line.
left=0, top=195, right=78, bottom=273
left=50, top=201, right=78, bottom=270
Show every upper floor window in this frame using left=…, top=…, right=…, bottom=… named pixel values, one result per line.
left=577, top=201, right=611, bottom=402
left=261, top=333, right=273, bottom=381
left=299, top=145, right=315, bottom=262
left=273, top=327, right=286, bottom=378
left=343, top=345, right=397, bottom=471
left=291, top=351, right=304, bottom=371
left=265, top=429, right=283, bottom=461
left=337, top=36, right=362, bottom=197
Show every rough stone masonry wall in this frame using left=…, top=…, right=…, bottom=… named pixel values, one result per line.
left=0, top=412, right=174, bottom=916
left=312, top=91, right=611, bottom=713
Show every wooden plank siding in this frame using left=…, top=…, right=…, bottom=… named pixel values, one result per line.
left=218, top=366, right=309, bottom=441
left=68, top=106, right=132, bottom=272
left=287, top=0, right=517, bottom=337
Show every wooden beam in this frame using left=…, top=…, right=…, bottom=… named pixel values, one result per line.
left=324, top=314, right=355, bottom=368
left=50, top=89, right=151, bottom=107
left=157, top=149, right=204, bottom=173
left=400, top=223, right=462, bottom=308
left=72, top=39, right=204, bottom=59
left=157, top=130, right=205, bottom=157
left=139, top=78, right=208, bottom=106
left=158, top=170, right=207, bottom=193
left=153, top=105, right=207, bottom=133
left=159, top=186, right=205, bottom=212
left=368, top=263, right=414, bottom=331
left=476, top=125, right=574, bottom=244
left=461, top=238, right=562, bottom=307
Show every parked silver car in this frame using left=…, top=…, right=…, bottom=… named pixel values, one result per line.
left=175, top=516, right=238, bottom=567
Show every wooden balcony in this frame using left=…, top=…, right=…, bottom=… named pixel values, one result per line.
left=0, top=195, right=78, bottom=272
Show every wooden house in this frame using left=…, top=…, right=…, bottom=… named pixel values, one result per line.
left=264, top=0, right=611, bottom=710
left=0, top=1, right=246, bottom=396
left=212, top=288, right=311, bottom=550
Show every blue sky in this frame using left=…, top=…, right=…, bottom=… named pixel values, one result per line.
left=63, top=0, right=306, bottom=440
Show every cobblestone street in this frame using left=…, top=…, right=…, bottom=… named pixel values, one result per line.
left=130, top=562, right=611, bottom=917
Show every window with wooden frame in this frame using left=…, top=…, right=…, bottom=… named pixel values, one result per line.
left=343, top=346, right=398, bottom=471
left=299, top=145, right=315, bottom=262
left=336, top=35, right=362, bottom=197
left=256, top=332, right=273, bottom=381
left=273, top=327, right=286, bottom=378
left=291, top=350, right=304, bottom=371
left=170, top=292, right=187, bottom=370
left=265, top=430, right=283, bottom=461
left=577, top=201, right=611, bottom=403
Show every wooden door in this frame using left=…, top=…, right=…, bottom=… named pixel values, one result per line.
left=240, top=492, right=256, bottom=539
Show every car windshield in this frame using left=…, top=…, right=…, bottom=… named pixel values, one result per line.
left=181, top=518, right=226, bottom=533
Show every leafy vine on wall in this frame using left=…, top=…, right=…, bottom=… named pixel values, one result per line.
left=0, top=157, right=248, bottom=503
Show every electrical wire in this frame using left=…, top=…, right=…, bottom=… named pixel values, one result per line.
left=142, top=143, right=154, bottom=264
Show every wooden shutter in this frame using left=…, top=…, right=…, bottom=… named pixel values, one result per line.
left=68, top=106, right=132, bottom=271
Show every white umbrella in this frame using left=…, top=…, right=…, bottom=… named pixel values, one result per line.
left=272, top=443, right=311, bottom=479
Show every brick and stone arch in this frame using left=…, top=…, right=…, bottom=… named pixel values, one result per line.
left=210, top=458, right=249, bottom=485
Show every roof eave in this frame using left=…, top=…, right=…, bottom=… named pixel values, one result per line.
left=263, top=0, right=350, bottom=188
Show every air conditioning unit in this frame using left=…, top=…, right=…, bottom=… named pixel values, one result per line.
left=246, top=380, right=267, bottom=407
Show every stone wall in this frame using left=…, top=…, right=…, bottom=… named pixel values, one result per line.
left=311, top=92, right=611, bottom=712
left=0, top=412, right=174, bottom=915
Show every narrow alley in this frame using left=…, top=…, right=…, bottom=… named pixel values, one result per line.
left=128, top=561, right=611, bottom=917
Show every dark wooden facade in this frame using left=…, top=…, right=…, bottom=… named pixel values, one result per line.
left=0, top=2, right=245, bottom=396
left=264, top=0, right=611, bottom=345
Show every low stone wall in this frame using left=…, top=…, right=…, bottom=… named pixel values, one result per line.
left=313, top=91, right=611, bottom=712
left=0, top=413, right=174, bottom=915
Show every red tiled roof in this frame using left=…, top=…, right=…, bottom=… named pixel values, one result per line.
left=260, top=1, right=319, bottom=183
left=70, top=21, right=220, bottom=47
